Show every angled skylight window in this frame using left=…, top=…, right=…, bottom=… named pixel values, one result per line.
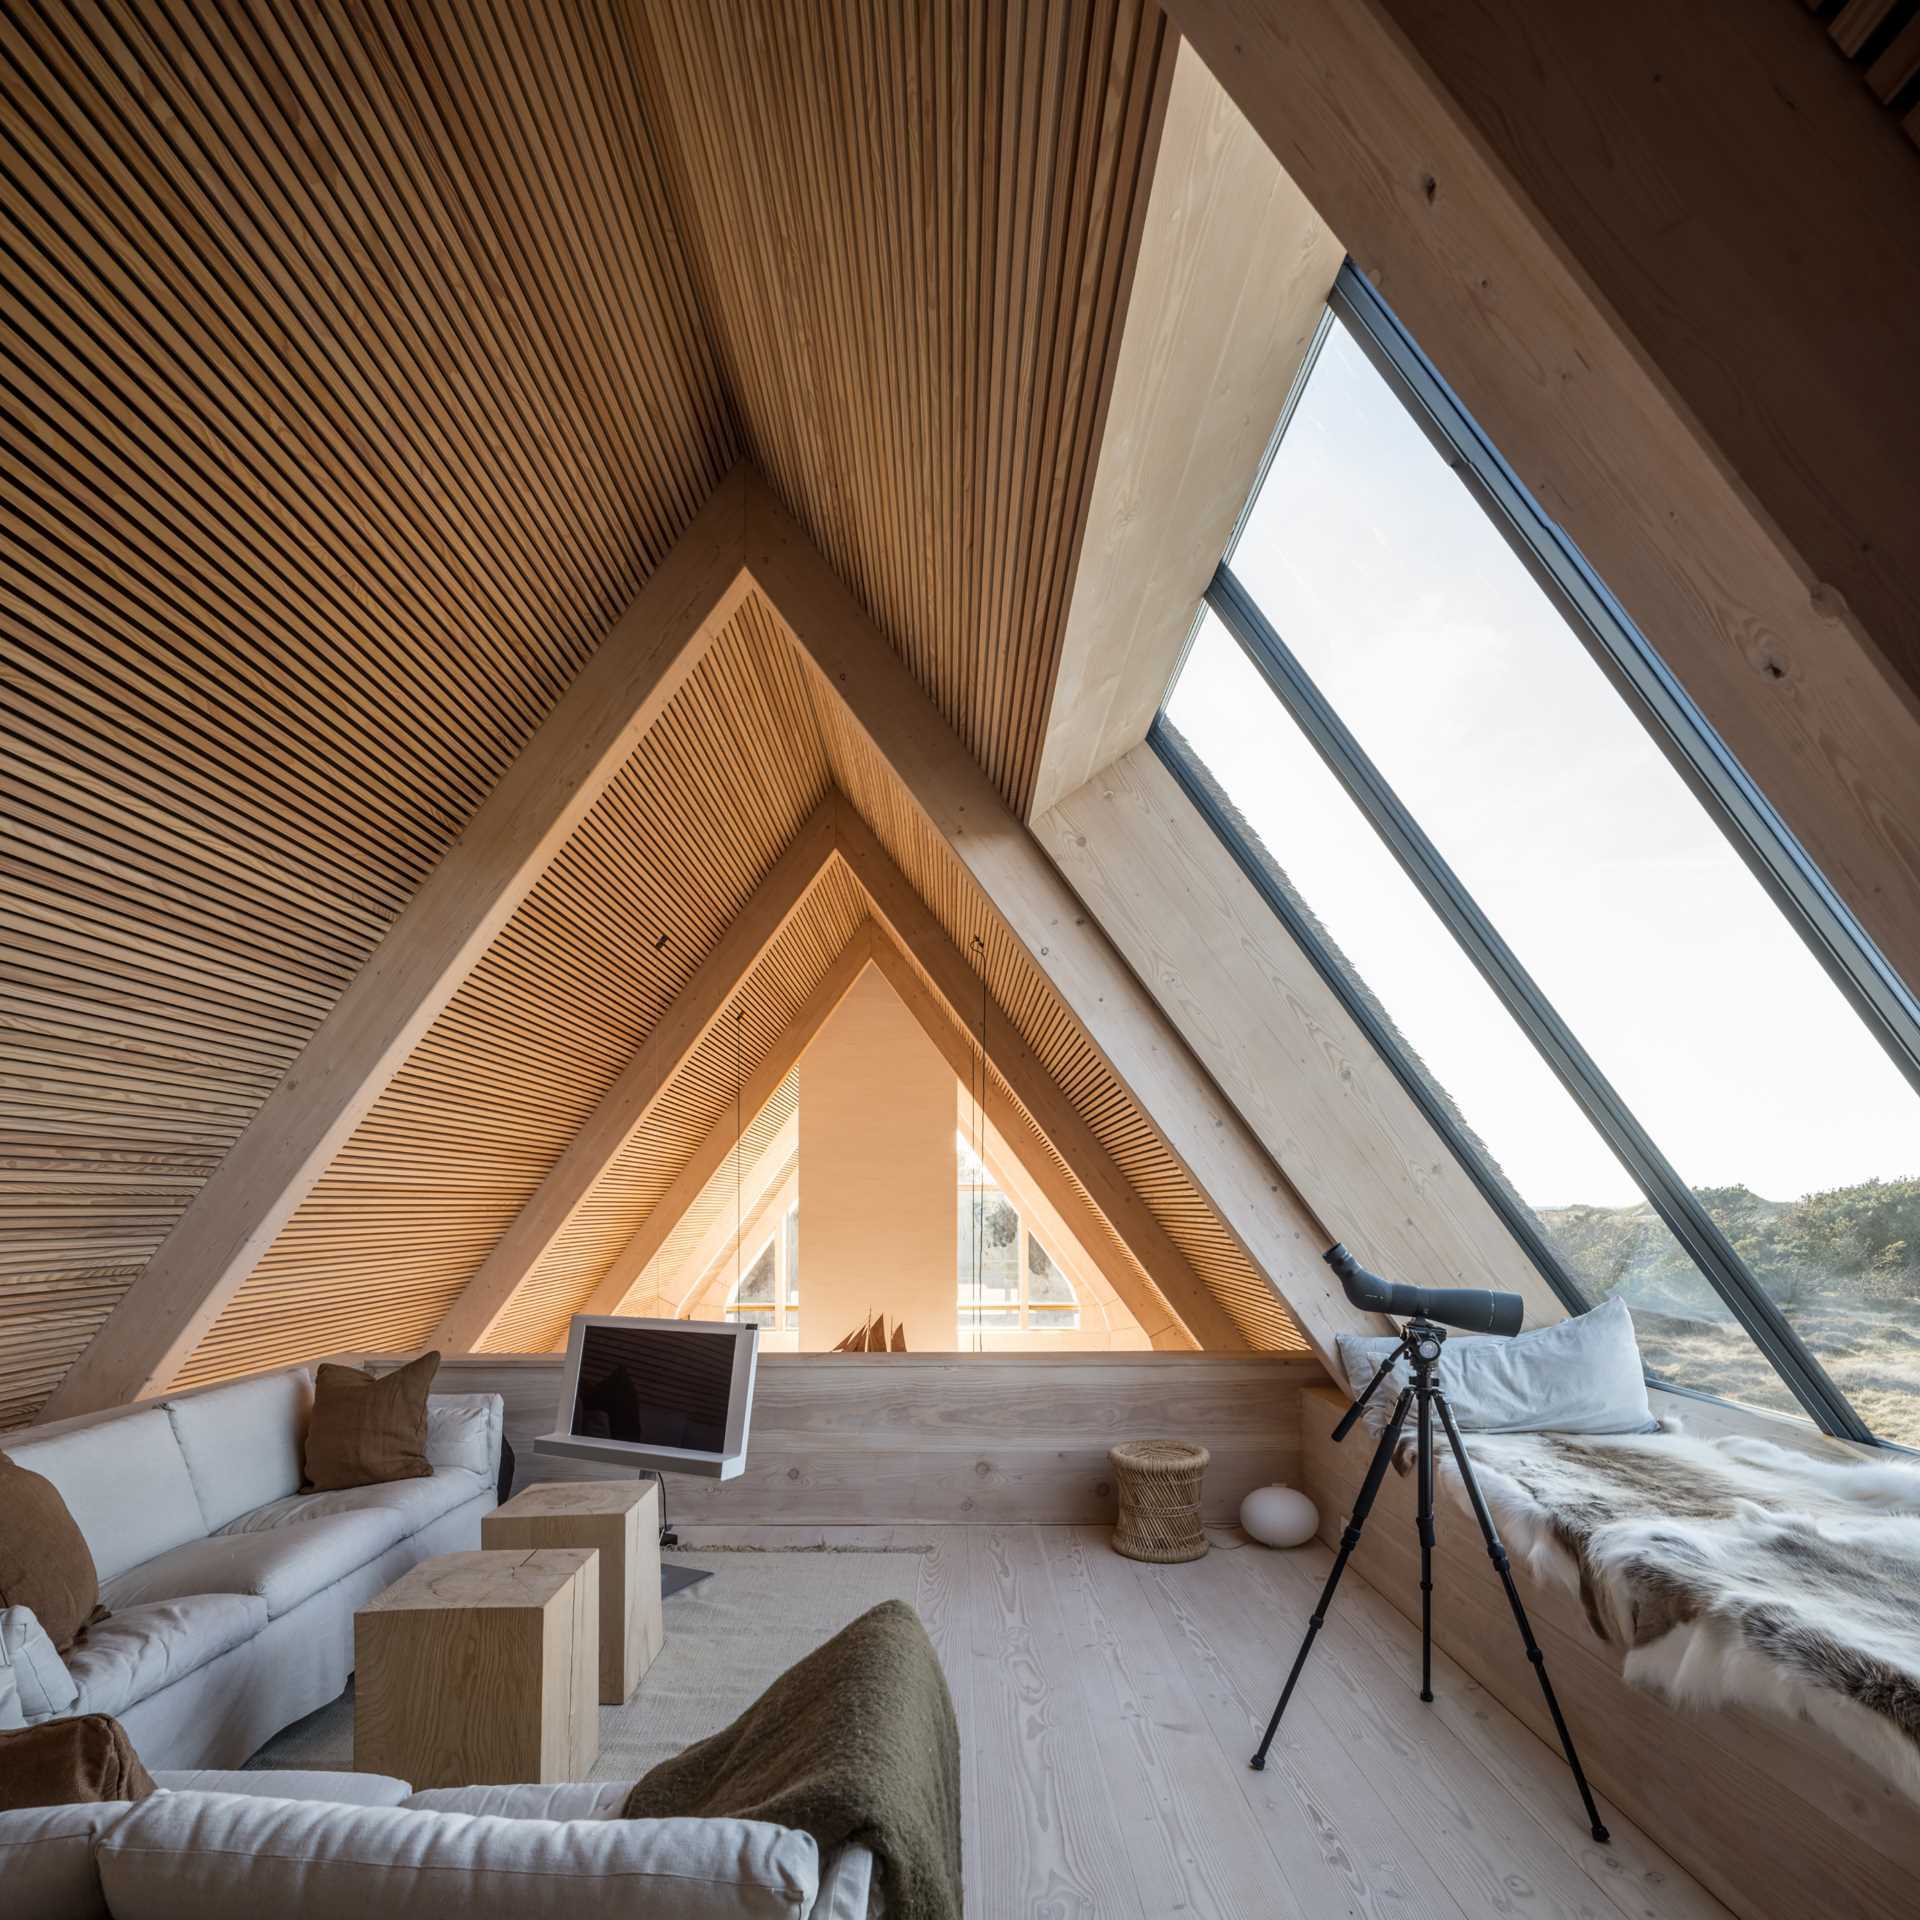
left=1161, top=268, right=1920, bottom=1447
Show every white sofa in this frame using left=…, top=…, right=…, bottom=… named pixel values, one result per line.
left=1, top=1366, right=502, bottom=1769
left=0, top=1767, right=878, bottom=1918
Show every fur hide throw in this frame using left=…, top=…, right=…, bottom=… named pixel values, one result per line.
left=1414, top=1423, right=1920, bottom=1798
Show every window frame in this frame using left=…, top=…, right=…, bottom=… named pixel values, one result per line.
left=1162, top=261, right=1920, bottom=1448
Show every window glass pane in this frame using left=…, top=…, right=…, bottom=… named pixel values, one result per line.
left=736, top=1242, right=775, bottom=1304
left=1225, top=316, right=1920, bottom=1443
left=784, top=1204, right=799, bottom=1336
left=1166, top=619, right=1807, bottom=1428
left=1027, top=1235, right=1080, bottom=1329
left=957, top=1192, right=1021, bottom=1307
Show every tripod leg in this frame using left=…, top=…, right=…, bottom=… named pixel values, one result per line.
left=1251, top=1386, right=1414, bottom=1771
left=1416, top=1380, right=1435, bottom=1703
left=1433, top=1390, right=1611, bottom=1844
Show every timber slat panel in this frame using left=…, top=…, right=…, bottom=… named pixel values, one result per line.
left=633, top=0, right=1170, bottom=819
left=0, top=0, right=731, bottom=1428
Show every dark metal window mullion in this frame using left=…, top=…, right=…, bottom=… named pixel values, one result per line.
left=1207, top=566, right=1875, bottom=1445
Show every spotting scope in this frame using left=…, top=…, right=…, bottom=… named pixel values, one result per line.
left=1324, top=1242, right=1525, bottom=1338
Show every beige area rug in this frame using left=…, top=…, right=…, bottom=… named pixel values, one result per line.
left=247, top=1547, right=932, bottom=1784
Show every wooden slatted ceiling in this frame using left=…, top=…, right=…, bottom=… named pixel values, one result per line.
left=805, top=679, right=1308, bottom=1354
left=0, top=0, right=731, bottom=1428
left=633, top=0, right=1172, bottom=818
left=617, top=1071, right=801, bottom=1318
left=172, top=602, right=834, bottom=1384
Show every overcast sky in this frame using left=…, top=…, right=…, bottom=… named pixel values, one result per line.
left=1168, top=321, right=1918, bottom=1211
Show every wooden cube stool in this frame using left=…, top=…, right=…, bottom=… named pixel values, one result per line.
left=354, top=1548, right=599, bottom=1787
left=484, top=1479, right=664, bottom=1704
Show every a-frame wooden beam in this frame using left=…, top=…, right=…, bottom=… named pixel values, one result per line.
left=431, top=799, right=837, bottom=1352
left=46, top=466, right=755, bottom=1418
left=840, top=805, right=1231, bottom=1349
left=747, top=471, right=1366, bottom=1372
left=865, top=924, right=1200, bottom=1351
left=581, top=921, right=876, bottom=1318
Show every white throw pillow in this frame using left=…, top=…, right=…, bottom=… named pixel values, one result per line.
left=1335, top=1295, right=1656, bottom=1435
left=0, top=1604, right=80, bottom=1723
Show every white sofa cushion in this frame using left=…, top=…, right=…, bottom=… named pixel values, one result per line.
left=101, top=1510, right=409, bottom=1620
left=218, top=1467, right=492, bottom=1540
left=403, top=1781, right=631, bottom=1820
left=425, top=1395, right=502, bottom=1478
left=96, top=1793, right=822, bottom=1918
left=155, top=1769, right=413, bottom=1808
left=0, top=1801, right=120, bottom=1920
left=1336, top=1294, right=1657, bottom=1435
left=164, top=1371, right=313, bottom=1532
left=9, top=1408, right=208, bottom=1582
left=0, top=1603, right=80, bottom=1721
left=64, top=1593, right=268, bottom=1718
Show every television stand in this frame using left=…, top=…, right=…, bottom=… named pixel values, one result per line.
left=647, top=1470, right=713, bottom=1598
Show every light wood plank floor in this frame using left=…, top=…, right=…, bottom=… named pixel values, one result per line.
left=676, top=1522, right=1732, bottom=1920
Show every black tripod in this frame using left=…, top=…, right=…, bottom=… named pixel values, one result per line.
left=1250, top=1316, right=1610, bottom=1843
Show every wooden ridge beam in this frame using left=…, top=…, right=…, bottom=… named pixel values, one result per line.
left=862, top=914, right=1201, bottom=1351
left=431, top=798, right=837, bottom=1352
left=580, top=921, right=876, bottom=1318
left=45, top=465, right=754, bottom=1417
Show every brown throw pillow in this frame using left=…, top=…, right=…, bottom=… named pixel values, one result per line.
left=302, top=1350, right=439, bottom=1491
left=0, top=1450, right=104, bottom=1653
left=0, top=1715, right=156, bottom=1810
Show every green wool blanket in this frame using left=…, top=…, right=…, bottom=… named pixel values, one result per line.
left=622, top=1598, right=963, bottom=1920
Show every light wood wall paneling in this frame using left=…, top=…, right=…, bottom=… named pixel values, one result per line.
left=632, top=0, right=1174, bottom=819
left=1300, top=1386, right=1920, bottom=1920
left=1039, top=746, right=1565, bottom=1322
left=585, top=929, right=873, bottom=1319
left=1028, top=42, right=1342, bottom=819
left=369, top=1350, right=1319, bottom=1526
left=40, top=466, right=752, bottom=1420
left=750, top=474, right=1347, bottom=1364
left=170, top=605, right=850, bottom=1383
left=1161, top=0, right=1920, bottom=1008
left=0, top=0, right=736, bottom=1428
left=430, top=799, right=835, bottom=1352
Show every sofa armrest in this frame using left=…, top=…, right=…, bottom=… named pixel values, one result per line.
left=153, top=1769, right=413, bottom=1807
left=425, top=1393, right=505, bottom=1482
left=815, top=1840, right=880, bottom=1919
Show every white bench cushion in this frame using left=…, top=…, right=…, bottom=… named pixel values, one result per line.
left=0, top=1801, right=120, bottom=1920
left=96, top=1792, right=821, bottom=1919
left=218, top=1467, right=491, bottom=1540
left=9, top=1409, right=208, bottom=1582
left=65, top=1594, right=268, bottom=1718
left=102, top=1510, right=408, bottom=1619
left=164, top=1372, right=312, bottom=1532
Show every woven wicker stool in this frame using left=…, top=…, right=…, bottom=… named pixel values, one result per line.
left=1108, top=1438, right=1211, bottom=1563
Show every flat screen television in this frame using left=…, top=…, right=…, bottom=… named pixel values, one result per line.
left=535, top=1314, right=758, bottom=1480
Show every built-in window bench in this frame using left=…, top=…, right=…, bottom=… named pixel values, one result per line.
left=1300, top=1385, right=1920, bottom=1920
